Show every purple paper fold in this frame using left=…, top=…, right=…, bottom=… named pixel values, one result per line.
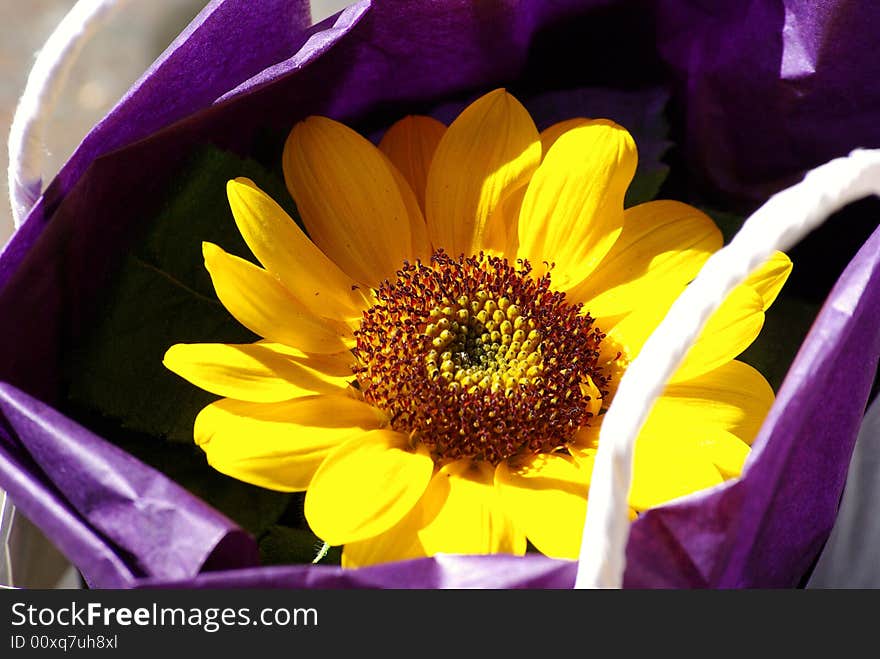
left=0, top=0, right=878, bottom=588
left=657, top=0, right=880, bottom=207
left=139, top=554, right=578, bottom=590
left=0, top=385, right=258, bottom=587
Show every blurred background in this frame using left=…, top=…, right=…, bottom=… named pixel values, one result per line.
left=0, top=0, right=350, bottom=588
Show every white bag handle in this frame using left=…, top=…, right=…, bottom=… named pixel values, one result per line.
left=576, top=148, right=880, bottom=588
left=7, top=0, right=132, bottom=228
left=2, top=0, right=135, bottom=587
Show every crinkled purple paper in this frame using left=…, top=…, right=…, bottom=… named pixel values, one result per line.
left=0, top=0, right=878, bottom=588
left=0, top=385, right=258, bottom=587
left=657, top=0, right=880, bottom=206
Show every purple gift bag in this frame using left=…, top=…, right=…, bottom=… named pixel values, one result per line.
left=1, top=0, right=878, bottom=588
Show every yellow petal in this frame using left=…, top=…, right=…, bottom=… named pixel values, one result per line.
left=304, top=429, right=434, bottom=545
left=416, top=460, right=525, bottom=558
left=425, top=89, right=541, bottom=256
left=597, top=299, right=664, bottom=368
left=342, top=459, right=526, bottom=567
left=639, top=423, right=751, bottom=481
left=518, top=119, right=637, bottom=290
left=202, top=242, right=350, bottom=353
left=226, top=178, right=369, bottom=321
left=283, top=116, right=415, bottom=286
left=496, top=454, right=589, bottom=559
left=605, top=283, right=764, bottom=384
left=253, top=340, right=355, bottom=371
left=629, top=433, right=724, bottom=511
left=484, top=118, right=589, bottom=259
left=381, top=152, right=432, bottom=263
left=743, top=251, right=792, bottom=309
left=340, top=496, right=430, bottom=568
left=646, top=360, right=774, bottom=444
left=539, top=118, right=591, bottom=157
left=479, top=184, right=528, bottom=258
left=378, top=115, right=446, bottom=213
left=698, top=430, right=751, bottom=479
left=163, top=342, right=354, bottom=403
left=672, top=285, right=765, bottom=382
left=194, top=395, right=385, bottom=492
left=570, top=424, right=600, bottom=453
left=569, top=200, right=722, bottom=317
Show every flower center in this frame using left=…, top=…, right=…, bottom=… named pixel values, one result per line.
left=354, top=251, right=609, bottom=464
left=423, top=290, right=544, bottom=394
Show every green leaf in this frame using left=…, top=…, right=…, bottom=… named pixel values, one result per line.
left=66, top=255, right=255, bottom=444
left=699, top=206, right=746, bottom=245
left=64, top=145, right=300, bottom=443
left=139, top=144, right=302, bottom=302
left=62, top=145, right=301, bottom=537
left=624, top=163, right=671, bottom=208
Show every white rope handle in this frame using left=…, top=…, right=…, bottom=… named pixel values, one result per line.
left=2, top=0, right=136, bottom=588
left=7, top=0, right=132, bottom=227
left=575, top=148, right=880, bottom=588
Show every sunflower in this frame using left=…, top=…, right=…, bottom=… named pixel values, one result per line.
left=163, top=89, right=791, bottom=567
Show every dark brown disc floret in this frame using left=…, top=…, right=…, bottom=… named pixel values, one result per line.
left=353, top=250, right=609, bottom=465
